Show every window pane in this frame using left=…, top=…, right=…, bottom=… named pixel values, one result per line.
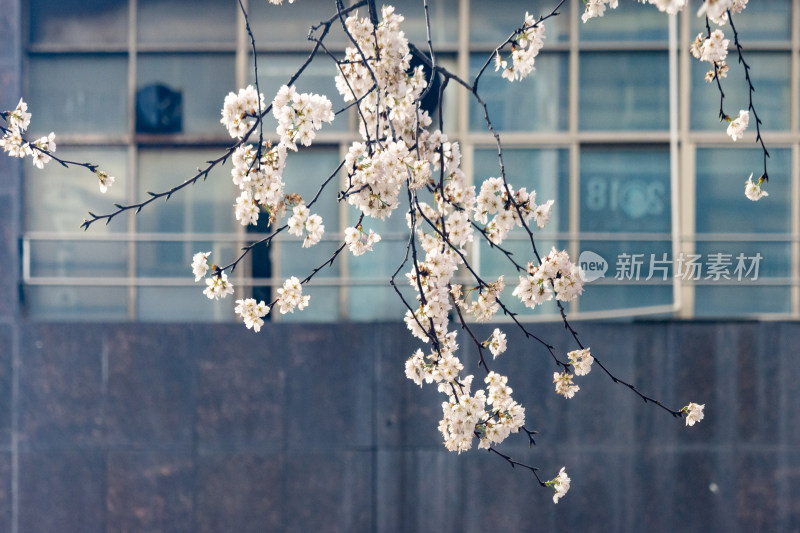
left=469, top=52, right=568, bottom=132
left=249, top=0, right=346, bottom=48
left=391, top=0, right=459, bottom=46
left=579, top=1, right=667, bottom=42
left=695, top=286, right=790, bottom=317
left=28, top=55, right=128, bottom=135
left=137, top=286, right=233, bottom=321
left=254, top=0, right=460, bottom=47
left=26, top=286, right=129, bottom=320
left=690, top=53, right=790, bottom=131
left=137, top=0, right=236, bottom=45
left=470, top=0, right=569, bottom=44
left=137, top=54, right=235, bottom=135
left=580, top=147, right=671, bottom=233
left=276, top=285, right=340, bottom=322
left=579, top=52, right=669, bottom=131
left=689, top=0, right=791, bottom=42
left=25, top=148, right=128, bottom=233
left=29, top=0, right=128, bottom=46
left=348, top=284, right=420, bottom=321
left=30, top=240, right=129, bottom=278
left=695, top=148, right=790, bottom=233
left=136, top=240, right=240, bottom=278
left=137, top=148, right=239, bottom=233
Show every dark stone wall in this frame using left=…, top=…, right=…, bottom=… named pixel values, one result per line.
left=3, top=321, right=799, bottom=533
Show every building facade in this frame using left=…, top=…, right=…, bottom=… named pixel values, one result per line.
left=1, top=0, right=799, bottom=531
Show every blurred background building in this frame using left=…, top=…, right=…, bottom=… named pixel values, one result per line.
left=0, top=0, right=798, bottom=531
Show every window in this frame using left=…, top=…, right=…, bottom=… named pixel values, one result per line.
left=22, top=0, right=800, bottom=320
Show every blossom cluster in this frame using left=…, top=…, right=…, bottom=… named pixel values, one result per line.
left=344, top=226, right=381, bottom=256
left=272, top=84, right=334, bottom=151
left=231, top=141, right=288, bottom=226
left=683, top=402, right=705, bottom=426
left=234, top=298, right=270, bottom=332
left=287, top=203, right=325, bottom=248
left=548, top=467, right=571, bottom=503
left=220, top=85, right=264, bottom=139
left=512, top=248, right=585, bottom=310
left=745, top=174, right=767, bottom=201
left=690, top=30, right=730, bottom=82
left=698, top=0, right=748, bottom=26
left=494, top=13, right=545, bottom=82
left=1, top=99, right=61, bottom=173
left=182, top=3, right=713, bottom=501
left=552, top=347, right=594, bottom=399
left=276, top=276, right=310, bottom=314
left=582, top=0, right=689, bottom=23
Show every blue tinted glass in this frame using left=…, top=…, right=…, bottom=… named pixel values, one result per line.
left=578, top=51, right=669, bottom=131
left=30, top=240, right=129, bottom=278
left=25, top=148, right=128, bottom=233
left=138, top=54, right=235, bottom=135
left=470, top=0, right=570, bottom=44
left=579, top=52, right=669, bottom=130
left=389, top=0, right=460, bottom=46
left=249, top=0, right=347, bottom=48
left=692, top=241, right=790, bottom=316
left=137, top=149, right=238, bottom=234
left=580, top=147, right=671, bottom=233
left=695, top=148, right=789, bottom=233
left=30, top=0, right=128, bottom=46
left=28, top=55, right=128, bottom=135
left=470, top=52, right=568, bottom=132
left=277, top=285, right=340, bottom=322
left=695, top=286, right=790, bottom=316
left=580, top=1, right=667, bottom=42
left=136, top=240, right=241, bottom=278
left=26, top=286, right=129, bottom=320
left=690, top=53, right=790, bottom=131
left=138, top=286, right=234, bottom=321
left=138, top=0, right=236, bottom=44
left=349, top=285, right=417, bottom=321
left=689, top=0, right=791, bottom=42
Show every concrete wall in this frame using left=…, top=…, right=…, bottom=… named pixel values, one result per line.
left=0, top=321, right=797, bottom=532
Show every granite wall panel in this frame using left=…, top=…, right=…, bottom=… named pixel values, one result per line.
left=18, top=450, right=106, bottom=532
left=0, top=194, right=17, bottom=318
left=0, top=324, right=11, bottom=448
left=6, top=321, right=800, bottom=532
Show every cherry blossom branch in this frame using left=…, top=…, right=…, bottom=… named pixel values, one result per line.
left=218, top=157, right=347, bottom=275
left=487, top=447, right=545, bottom=485
left=703, top=17, right=728, bottom=122
left=727, top=10, right=770, bottom=181
left=472, top=0, right=567, bottom=91
left=0, top=122, right=98, bottom=173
